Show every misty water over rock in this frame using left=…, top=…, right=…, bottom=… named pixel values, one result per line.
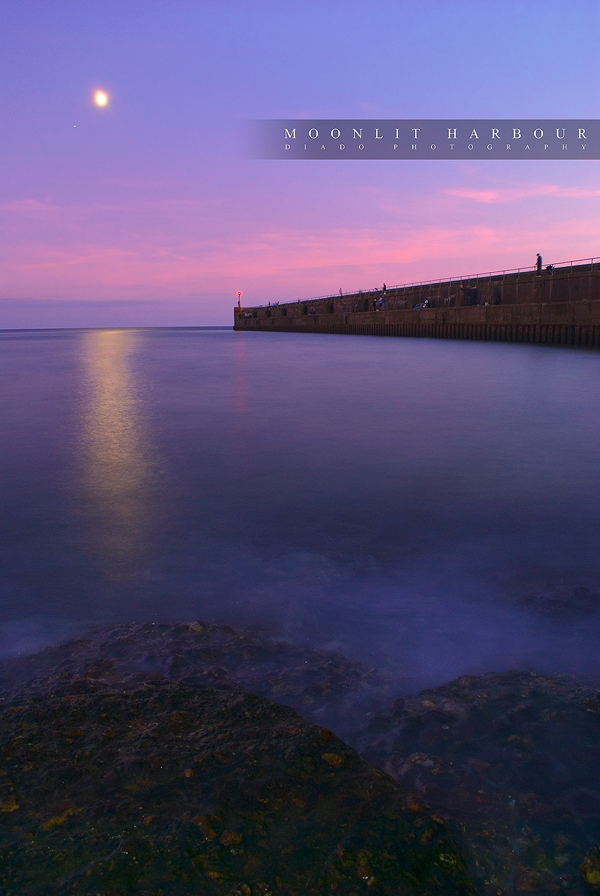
left=0, top=620, right=385, bottom=735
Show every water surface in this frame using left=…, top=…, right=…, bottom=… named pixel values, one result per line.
left=2, top=327, right=600, bottom=695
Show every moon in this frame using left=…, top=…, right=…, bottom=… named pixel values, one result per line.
left=94, top=91, right=108, bottom=106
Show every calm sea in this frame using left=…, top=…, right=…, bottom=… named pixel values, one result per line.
left=2, top=327, right=600, bottom=695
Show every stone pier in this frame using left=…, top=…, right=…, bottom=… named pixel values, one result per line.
left=234, top=260, right=600, bottom=347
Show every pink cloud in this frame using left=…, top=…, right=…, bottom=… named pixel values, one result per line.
left=2, top=188, right=600, bottom=310
left=444, top=183, right=600, bottom=203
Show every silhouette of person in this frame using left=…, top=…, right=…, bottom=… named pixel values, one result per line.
left=536, top=253, right=542, bottom=272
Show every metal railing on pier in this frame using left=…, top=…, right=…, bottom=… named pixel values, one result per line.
left=246, top=256, right=599, bottom=310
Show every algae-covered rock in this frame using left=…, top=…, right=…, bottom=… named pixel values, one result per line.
left=0, top=675, right=475, bottom=895
left=352, top=670, right=600, bottom=895
left=582, top=847, right=600, bottom=888
left=581, top=846, right=600, bottom=890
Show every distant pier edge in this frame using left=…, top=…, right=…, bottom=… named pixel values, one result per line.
left=234, top=258, right=600, bottom=347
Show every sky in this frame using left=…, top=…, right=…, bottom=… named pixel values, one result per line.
left=1, top=0, right=600, bottom=328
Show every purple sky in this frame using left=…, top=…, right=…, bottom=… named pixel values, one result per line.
left=1, top=0, right=600, bottom=327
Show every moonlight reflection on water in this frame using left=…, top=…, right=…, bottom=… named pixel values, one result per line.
left=79, top=329, right=159, bottom=583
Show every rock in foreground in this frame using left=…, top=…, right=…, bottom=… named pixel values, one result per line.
left=0, top=675, right=475, bottom=896
left=353, top=671, right=600, bottom=896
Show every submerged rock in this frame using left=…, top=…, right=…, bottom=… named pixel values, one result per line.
left=352, top=670, right=600, bottom=896
left=0, top=675, right=475, bottom=895
left=519, top=585, right=600, bottom=616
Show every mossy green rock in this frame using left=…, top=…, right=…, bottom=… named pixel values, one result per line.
left=0, top=675, right=475, bottom=895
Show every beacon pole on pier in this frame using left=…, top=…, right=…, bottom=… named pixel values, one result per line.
left=237, top=291, right=242, bottom=308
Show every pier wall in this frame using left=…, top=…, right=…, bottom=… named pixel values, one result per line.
left=233, top=262, right=600, bottom=346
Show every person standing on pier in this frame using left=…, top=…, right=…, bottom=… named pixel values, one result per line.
left=536, top=253, right=542, bottom=272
